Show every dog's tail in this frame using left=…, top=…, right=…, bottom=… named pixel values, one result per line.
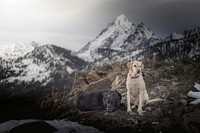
left=146, top=98, right=165, bottom=105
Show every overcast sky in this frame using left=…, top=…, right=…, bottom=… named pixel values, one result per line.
left=0, top=0, right=200, bottom=51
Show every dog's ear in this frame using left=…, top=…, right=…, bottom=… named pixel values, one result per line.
left=141, top=62, right=144, bottom=69
left=127, top=62, right=132, bottom=69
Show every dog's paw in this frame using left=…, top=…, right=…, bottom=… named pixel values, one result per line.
left=137, top=108, right=142, bottom=112
left=128, top=111, right=136, bottom=115
left=127, top=108, right=132, bottom=112
left=127, top=109, right=136, bottom=115
left=127, top=110, right=136, bottom=115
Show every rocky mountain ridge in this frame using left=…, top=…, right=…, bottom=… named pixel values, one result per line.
left=0, top=44, right=87, bottom=100
left=77, top=15, right=200, bottom=68
left=136, top=27, right=200, bottom=61
left=85, top=27, right=200, bottom=67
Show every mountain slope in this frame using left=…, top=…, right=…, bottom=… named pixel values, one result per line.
left=0, top=44, right=87, bottom=99
left=77, top=14, right=159, bottom=62
left=136, top=27, right=200, bottom=61
left=87, top=27, right=200, bottom=67
left=77, top=14, right=200, bottom=66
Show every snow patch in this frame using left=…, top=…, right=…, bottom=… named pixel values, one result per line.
left=190, top=99, right=200, bottom=105
left=187, top=91, right=200, bottom=99
left=6, top=59, right=51, bottom=84
left=0, top=119, right=103, bottom=133
left=0, top=41, right=37, bottom=60
left=194, top=82, right=200, bottom=91
left=187, top=83, right=200, bottom=105
left=46, top=119, right=103, bottom=133
left=66, top=66, right=74, bottom=74
left=0, top=119, right=37, bottom=132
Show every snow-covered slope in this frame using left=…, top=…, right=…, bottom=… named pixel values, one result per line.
left=0, top=119, right=103, bottom=133
left=0, top=41, right=38, bottom=60
left=77, top=14, right=159, bottom=62
left=0, top=44, right=87, bottom=99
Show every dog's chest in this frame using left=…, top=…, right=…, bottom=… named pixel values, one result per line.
left=130, top=87, right=140, bottom=97
left=127, top=79, right=145, bottom=96
left=127, top=78, right=145, bottom=87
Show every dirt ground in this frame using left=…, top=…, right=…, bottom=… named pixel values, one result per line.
left=61, top=101, right=200, bottom=133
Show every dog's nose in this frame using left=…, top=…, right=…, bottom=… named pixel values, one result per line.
left=137, top=70, right=140, bottom=74
left=106, top=108, right=111, bottom=112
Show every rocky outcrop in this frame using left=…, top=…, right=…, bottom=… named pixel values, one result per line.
left=67, top=75, right=112, bottom=108
left=66, top=60, right=194, bottom=107
left=85, top=71, right=101, bottom=84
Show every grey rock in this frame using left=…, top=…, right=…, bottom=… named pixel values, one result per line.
left=151, top=108, right=163, bottom=117
left=87, top=77, right=112, bottom=91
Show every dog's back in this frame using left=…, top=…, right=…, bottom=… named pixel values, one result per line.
left=76, top=91, right=104, bottom=111
left=76, top=90, right=121, bottom=111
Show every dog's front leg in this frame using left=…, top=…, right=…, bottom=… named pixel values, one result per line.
left=137, top=89, right=143, bottom=113
left=127, top=88, right=132, bottom=112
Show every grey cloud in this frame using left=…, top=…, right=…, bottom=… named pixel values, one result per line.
left=127, top=0, right=200, bottom=36
left=97, top=0, right=200, bottom=36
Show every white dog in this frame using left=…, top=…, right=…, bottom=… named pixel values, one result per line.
left=126, top=60, right=164, bottom=114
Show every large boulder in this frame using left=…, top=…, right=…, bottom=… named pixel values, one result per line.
left=67, top=73, right=112, bottom=108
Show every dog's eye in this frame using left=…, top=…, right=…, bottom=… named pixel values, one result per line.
left=134, top=65, right=136, bottom=67
left=140, top=66, right=141, bottom=67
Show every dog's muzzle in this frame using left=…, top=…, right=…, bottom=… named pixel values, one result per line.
left=137, top=70, right=140, bottom=74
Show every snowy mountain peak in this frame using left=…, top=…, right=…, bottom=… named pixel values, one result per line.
left=113, top=14, right=134, bottom=28
left=77, top=14, right=157, bottom=62
left=116, top=14, right=126, bottom=20
left=106, top=14, right=135, bottom=34
left=0, top=42, right=39, bottom=60
left=115, top=14, right=129, bottom=24
left=12, top=41, right=33, bottom=52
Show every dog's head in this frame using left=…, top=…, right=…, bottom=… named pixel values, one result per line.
left=102, top=91, right=121, bottom=112
left=127, top=60, right=144, bottom=78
